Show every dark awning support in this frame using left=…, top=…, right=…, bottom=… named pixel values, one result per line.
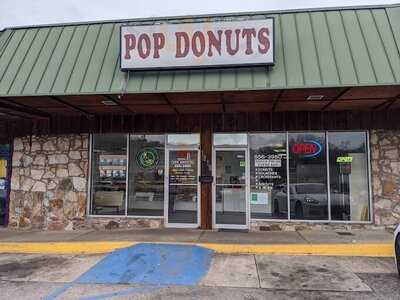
left=162, top=94, right=179, bottom=115
left=322, top=88, right=351, bottom=111
left=50, top=96, right=94, bottom=119
left=0, top=98, right=50, bottom=119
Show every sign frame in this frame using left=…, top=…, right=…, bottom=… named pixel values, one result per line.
left=120, top=17, right=275, bottom=71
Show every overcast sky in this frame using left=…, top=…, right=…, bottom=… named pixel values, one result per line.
left=0, top=0, right=399, bottom=30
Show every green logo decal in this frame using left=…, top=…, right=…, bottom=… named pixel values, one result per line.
left=136, top=148, right=159, bottom=169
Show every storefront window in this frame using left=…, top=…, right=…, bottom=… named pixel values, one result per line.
left=328, top=132, right=370, bottom=221
left=213, top=133, right=248, bottom=146
left=90, top=134, right=127, bottom=215
left=128, top=135, right=165, bottom=216
left=288, top=132, right=328, bottom=220
left=249, top=133, right=287, bottom=219
left=88, top=131, right=371, bottom=223
left=167, top=134, right=200, bottom=146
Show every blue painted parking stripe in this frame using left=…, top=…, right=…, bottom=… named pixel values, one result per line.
left=45, top=283, right=74, bottom=300
left=79, top=286, right=163, bottom=300
left=77, top=243, right=213, bottom=285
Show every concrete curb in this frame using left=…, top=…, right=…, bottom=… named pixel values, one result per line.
left=0, top=241, right=394, bottom=257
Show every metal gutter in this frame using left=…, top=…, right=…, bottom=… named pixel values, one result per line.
left=2, top=3, right=400, bottom=31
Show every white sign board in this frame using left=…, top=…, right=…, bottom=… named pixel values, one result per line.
left=121, top=19, right=274, bottom=70
left=251, top=192, right=269, bottom=205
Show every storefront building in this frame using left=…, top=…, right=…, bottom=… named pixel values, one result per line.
left=0, top=5, right=399, bottom=231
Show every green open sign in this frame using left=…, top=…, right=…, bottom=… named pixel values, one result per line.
left=336, top=156, right=353, bottom=163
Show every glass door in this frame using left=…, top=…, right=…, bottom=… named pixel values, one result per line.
left=165, top=148, right=200, bottom=228
left=213, top=148, right=249, bottom=229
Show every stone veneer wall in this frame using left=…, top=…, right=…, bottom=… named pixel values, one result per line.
left=9, top=135, right=89, bottom=230
left=370, top=130, right=400, bottom=227
left=8, top=130, right=400, bottom=231
left=8, top=134, right=164, bottom=230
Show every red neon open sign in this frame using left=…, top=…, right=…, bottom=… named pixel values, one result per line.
left=292, top=140, right=322, bottom=158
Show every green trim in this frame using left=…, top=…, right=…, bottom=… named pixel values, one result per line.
left=2, top=4, right=400, bottom=32
left=0, top=5, right=399, bottom=98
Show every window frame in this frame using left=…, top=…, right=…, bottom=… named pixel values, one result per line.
left=127, top=134, right=167, bottom=218
left=88, top=133, right=166, bottom=219
left=249, top=130, right=372, bottom=224
left=87, top=131, right=373, bottom=224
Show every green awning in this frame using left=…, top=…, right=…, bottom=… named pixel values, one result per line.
left=0, top=5, right=400, bottom=97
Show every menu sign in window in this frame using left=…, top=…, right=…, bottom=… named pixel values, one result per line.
left=169, top=151, right=198, bottom=184
left=254, top=153, right=286, bottom=192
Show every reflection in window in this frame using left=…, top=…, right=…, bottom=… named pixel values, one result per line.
left=215, top=150, right=247, bottom=225
left=128, top=135, right=165, bottom=216
left=90, top=134, right=127, bottom=215
left=249, top=133, right=287, bottom=219
left=328, top=132, right=370, bottom=221
left=168, top=150, right=198, bottom=224
left=213, top=133, right=248, bottom=146
left=167, top=134, right=200, bottom=146
left=289, top=132, right=328, bottom=220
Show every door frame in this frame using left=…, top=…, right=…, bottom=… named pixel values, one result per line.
left=164, top=146, right=201, bottom=228
left=212, top=147, right=250, bottom=230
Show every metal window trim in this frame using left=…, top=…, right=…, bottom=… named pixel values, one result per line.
left=86, top=133, right=93, bottom=215
left=126, top=133, right=167, bottom=218
left=213, top=132, right=249, bottom=147
left=88, top=133, right=129, bottom=217
left=166, top=133, right=201, bottom=147
left=248, top=131, right=289, bottom=221
left=249, top=218, right=373, bottom=224
left=124, top=133, right=129, bottom=216
left=326, top=131, right=332, bottom=221
left=86, top=214, right=164, bottom=219
left=164, top=146, right=169, bottom=225
left=86, top=130, right=373, bottom=224
left=254, top=130, right=372, bottom=223
left=326, top=130, right=372, bottom=222
left=164, top=145, right=201, bottom=228
left=366, top=131, right=373, bottom=223
left=246, top=144, right=251, bottom=228
left=212, top=146, right=216, bottom=228
left=286, top=131, right=290, bottom=221
left=212, top=146, right=249, bottom=230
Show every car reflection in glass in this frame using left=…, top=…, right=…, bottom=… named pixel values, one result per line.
left=272, top=183, right=349, bottom=220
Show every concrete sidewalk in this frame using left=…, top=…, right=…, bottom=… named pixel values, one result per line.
left=0, top=228, right=394, bottom=256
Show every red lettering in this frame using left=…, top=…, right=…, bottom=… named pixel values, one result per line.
left=152, top=33, right=165, bottom=59
left=175, top=32, right=190, bottom=58
left=207, top=30, right=222, bottom=56
left=137, top=34, right=151, bottom=59
left=192, top=31, right=206, bottom=57
left=124, top=34, right=136, bottom=59
left=292, top=143, right=317, bottom=155
left=258, top=27, right=270, bottom=54
left=292, top=144, right=300, bottom=154
left=225, top=29, right=241, bottom=55
left=242, top=28, right=256, bottom=55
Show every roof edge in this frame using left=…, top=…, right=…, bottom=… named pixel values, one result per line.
left=2, top=82, right=400, bottom=98
left=2, top=3, right=400, bottom=31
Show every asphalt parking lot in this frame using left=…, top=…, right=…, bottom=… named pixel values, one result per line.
left=0, top=243, right=398, bottom=300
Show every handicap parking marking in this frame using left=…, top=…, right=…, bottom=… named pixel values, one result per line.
left=78, top=285, right=164, bottom=300
left=46, top=243, right=213, bottom=299
left=76, top=243, right=214, bottom=286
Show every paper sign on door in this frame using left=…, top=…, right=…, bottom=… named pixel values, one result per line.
left=251, top=192, right=269, bottom=205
